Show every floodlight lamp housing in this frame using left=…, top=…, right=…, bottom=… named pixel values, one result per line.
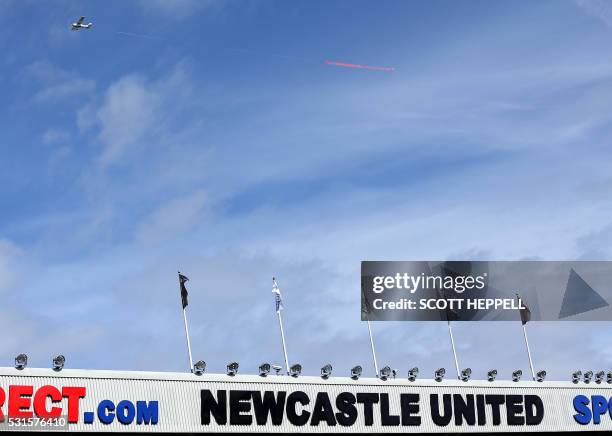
left=512, top=370, right=522, bottom=382
left=193, top=360, right=206, bottom=375
left=572, top=371, right=582, bottom=384
left=379, top=366, right=392, bottom=381
left=487, top=369, right=497, bottom=382
left=407, top=367, right=419, bottom=382
left=351, top=365, right=362, bottom=380
left=595, top=371, right=605, bottom=384
left=15, top=354, right=27, bottom=370
left=460, top=368, right=472, bottom=382
left=52, top=355, right=65, bottom=371
left=536, top=370, right=546, bottom=382
left=226, top=361, right=239, bottom=376
left=259, top=363, right=271, bottom=377
left=607, top=372, right=612, bottom=384
left=290, top=364, right=302, bottom=378
left=584, top=370, right=593, bottom=384
left=434, top=368, right=445, bottom=382
left=321, top=364, right=332, bottom=379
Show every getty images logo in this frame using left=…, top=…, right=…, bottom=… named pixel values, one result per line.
left=372, top=272, right=488, bottom=294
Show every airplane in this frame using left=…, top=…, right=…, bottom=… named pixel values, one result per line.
left=71, top=16, right=93, bottom=31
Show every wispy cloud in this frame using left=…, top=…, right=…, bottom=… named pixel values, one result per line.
left=139, top=0, right=219, bottom=20
left=575, top=0, right=612, bottom=27
left=80, top=63, right=193, bottom=167
left=94, top=74, right=162, bottom=165
left=41, top=128, right=70, bottom=145
left=27, top=61, right=95, bottom=103
left=136, top=190, right=208, bottom=245
left=0, top=239, right=22, bottom=293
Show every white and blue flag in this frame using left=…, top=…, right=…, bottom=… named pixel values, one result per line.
left=272, top=277, right=284, bottom=312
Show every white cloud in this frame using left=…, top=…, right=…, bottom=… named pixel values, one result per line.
left=34, top=78, right=95, bottom=102
left=82, top=63, right=193, bottom=167
left=0, top=239, right=22, bottom=293
left=575, top=0, right=612, bottom=27
left=40, top=128, right=72, bottom=166
left=27, top=61, right=95, bottom=103
left=136, top=190, right=208, bottom=245
left=77, top=101, right=97, bottom=132
left=140, top=0, right=218, bottom=19
left=96, top=75, right=162, bottom=165
left=41, top=128, right=69, bottom=145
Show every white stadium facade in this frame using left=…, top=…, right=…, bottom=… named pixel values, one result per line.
left=1, top=365, right=612, bottom=433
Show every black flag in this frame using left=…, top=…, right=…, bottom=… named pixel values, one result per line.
left=437, top=288, right=459, bottom=321
left=179, top=272, right=189, bottom=309
left=517, top=294, right=531, bottom=325
left=361, top=288, right=371, bottom=319
left=445, top=305, right=460, bottom=322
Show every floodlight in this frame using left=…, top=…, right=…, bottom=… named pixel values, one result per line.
left=595, top=371, right=605, bottom=384
left=320, top=364, right=332, bottom=379
left=226, top=361, right=239, bottom=376
left=512, top=370, right=522, bottom=382
left=193, top=360, right=206, bottom=375
left=351, top=365, right=362, bottom=380
left=487, top=369, right=497, bottom=382
left=584, top=370, right=593, bottom=384
left=379, top=366, right=392, bottom=381
left=407, top=367, right=419, bottom=382
left=15, top=354, right=27, bottom=370
left=460, top=368, right=472, bottom=382
left=536, top=370, right=546, bottom=382
left=52, top=355, right=65, bottom=371
left=272, top=365, right=282, bottom=375
left=572, top=371, right=582, bottom=384
left=259, top=363, right=271, bottom=377
left=607, top=372, right=612, bottom=384
left=289, top=364, right=302, bottom=377
left=434, top=368, right=445, bottom=382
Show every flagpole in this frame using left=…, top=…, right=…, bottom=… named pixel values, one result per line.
left=516, top=293, right=535, bottom=381
left=366, top=319, right=379, bottom=377
left=273, top=277, right=290, bottom=375
left=522, top=323, right=536, bottom=381
left=277, top=309, right=290, bottom=375
left=447, top=320, right=460, bottom=379
left=178, top=272, right=194, bottom=372
left=182, top=307, right=194, bottom=371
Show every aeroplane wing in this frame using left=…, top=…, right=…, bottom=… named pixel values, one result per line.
left=76, top=16, right=85, bottom=25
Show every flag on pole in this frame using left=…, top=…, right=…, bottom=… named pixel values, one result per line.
left=517, top=294, right=531, bottom=325
left=361, top=289, right=371, bottom=319
left=438, top=289, right=459, bottom=321
left=272, top=277, right=284, bottom=312
left=517, top=292, right=535, bottom=380
left=445, top=306, right=460, bottom=322
left=179, top=272, right=189, bottom=309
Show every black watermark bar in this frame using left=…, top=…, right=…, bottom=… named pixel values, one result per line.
left=361, top=261, right=612, bottom=321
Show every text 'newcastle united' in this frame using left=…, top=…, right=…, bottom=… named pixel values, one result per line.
left=201, top=390, right=544, bottom=427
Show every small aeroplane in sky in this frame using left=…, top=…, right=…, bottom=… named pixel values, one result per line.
left=71, top=17, right=93, bottom=31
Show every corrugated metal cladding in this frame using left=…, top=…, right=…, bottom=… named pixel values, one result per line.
left=1, top=367, right=612, bottom=432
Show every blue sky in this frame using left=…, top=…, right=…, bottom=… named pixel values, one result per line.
left=2, top=0, right=612, bottom=380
